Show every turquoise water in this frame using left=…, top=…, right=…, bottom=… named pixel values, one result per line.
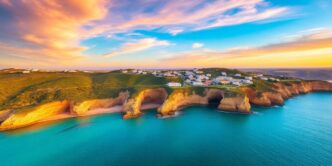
left=1, top=92, right=332, bottom=166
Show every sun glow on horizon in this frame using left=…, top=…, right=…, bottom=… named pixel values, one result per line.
left=0, top=0, right=332, bottom=69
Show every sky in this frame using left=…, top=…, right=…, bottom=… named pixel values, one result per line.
left=0, top=0, right=332, bottom=69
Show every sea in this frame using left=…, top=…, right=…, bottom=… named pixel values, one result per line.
left=1, top=92, right=332, bottom=166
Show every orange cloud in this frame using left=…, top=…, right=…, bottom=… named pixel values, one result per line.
left=0, top=0, right=107, bottom=61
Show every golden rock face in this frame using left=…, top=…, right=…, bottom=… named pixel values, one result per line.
left=158, top=90, right=206, bottom=116
left=73, top=92, right=129, bottom=115
left=1, top=81, right=331, bottom=131
left=0, top=100, right=70, bottom=130
left=219, top=96, right=251, bottom=113
left=123, top=88, right=168, bottom=119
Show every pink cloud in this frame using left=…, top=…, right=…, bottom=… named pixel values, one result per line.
left=104, top=38, right=171, bottom=57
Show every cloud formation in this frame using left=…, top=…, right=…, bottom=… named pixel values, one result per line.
left=192, top=43, right=204, bottom=49
left=162, top=30, right=332, bottom=68
left=104, top=38, right=171, bottom=57
left=2, top=0, right=328, bottom=69
left=0, top=0, right=107, bottom=61
left=98, top=0, right=290, bottom=36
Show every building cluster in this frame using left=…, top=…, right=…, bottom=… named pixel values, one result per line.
left=120, top=69, right=281, bottom=87
left=3, top=68, right=282, bottom=88
left=253, top=74, right=280, bottom=82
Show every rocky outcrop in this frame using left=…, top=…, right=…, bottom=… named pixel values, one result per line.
left=0, top=81, right=331, bottom=131
left=242, top=81, right=332, bottom=107
left=0, top=92, right=130, bottom=131
left=0, top=109, right=15, bottom=123
left=158, top=89, right=209, bottom=116
left=158, top=88, right=250, bottom=117
left=123, top=88, right=168, bottom=119
left=0, top=100, right=71, bottom=131
left=73, top=92, right=129, bottom=115
left=218, top=96, right=251, bottom=113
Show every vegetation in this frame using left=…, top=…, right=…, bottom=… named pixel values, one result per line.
left=0, top=68, right=284, bottom=111
left=0, top=72, right=168, bottom=110
left=249, top=79, right=277, bottom=93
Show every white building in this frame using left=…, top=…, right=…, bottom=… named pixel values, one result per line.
left=195, top=70, right=203, bottom=74
left=22, top=70, right=30, bottom=74
left=167, top=82, right=182, bottom=87
left=185, top=79, right=191, bottom=83
left=245, top=76, right=253, bottom=80
left=231, top=81, right=242, bottom=86
left=255, top=74, right=264, bottom=77
left=260, top=77, right=268, bottom=81
left=215, top=76, right=233, bottom=81
left=269, top=77, right=276, bottom=81
left=192, top=82, right=204, bottom=86
left=221, top=72, right=227, bottom=76
left=242, top=80, right=253, bottom=84
left=234, top=73, right=242, bottom=77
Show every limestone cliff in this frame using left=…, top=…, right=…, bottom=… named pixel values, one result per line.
left=0, top=109, right=15, bottom=123
left=158, top=89, right=209, bottom=116
left=0, top=100, right=71, bottom=131
left=158, top=88, right=250, bottom=117
left=0, top=81, right=331, bottom=131
left=73, top=92, right=129, bottom=115
left=0, top=92, right=130, bottom=131
left=123, top=88, right=168, bottom=119
left=242, top=81, right=332, bottom=107
left=218, top=96, right=251, bottom=113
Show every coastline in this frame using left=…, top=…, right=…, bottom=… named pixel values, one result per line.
left=1, top=81, right=332, bottom=131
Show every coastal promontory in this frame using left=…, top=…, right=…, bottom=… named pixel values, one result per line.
left=0, top=68, right=331, bottom=131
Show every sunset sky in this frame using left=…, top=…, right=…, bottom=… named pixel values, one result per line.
left=0, top=0, right=332, bottom=69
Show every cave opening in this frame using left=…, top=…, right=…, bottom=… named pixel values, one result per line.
left=140, top=89, right=168, bottom=113
left=208, top=94, right=223, bottom=108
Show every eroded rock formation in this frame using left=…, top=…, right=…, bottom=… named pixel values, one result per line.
left=123, top=88, right=168, bottom=119
left=242, top=81, right=332, bottom=107
left=73, top=92, right=129, bottom=115
left=158, top=88, right=250, bottom=117
left=0, top=100, right=71, bottom=130
left=219, top=96, right=251, bottom=113
left=0, top=81, right=331, bottom=131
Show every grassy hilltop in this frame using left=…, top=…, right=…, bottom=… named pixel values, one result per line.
left=0, top=68, right=300, bottom=111
left=0, top=72, right=168, bottom=110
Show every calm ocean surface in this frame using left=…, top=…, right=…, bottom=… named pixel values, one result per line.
left=1, top=92, right=332, bottom=166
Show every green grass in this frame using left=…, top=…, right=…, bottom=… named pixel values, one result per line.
left=0, top=69, right=285, bottom=111
left=0, top=72, right=168, bottom=110
left=249, top=79, right=277, bottom=93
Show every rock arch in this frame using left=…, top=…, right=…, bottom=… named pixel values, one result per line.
left=123, top=88, right=168, bottom=119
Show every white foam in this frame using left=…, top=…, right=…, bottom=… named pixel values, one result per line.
left=158, top=112, right=181, bottom=119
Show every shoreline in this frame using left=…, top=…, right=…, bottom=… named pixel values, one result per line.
left=0, top=104, right=162, bottom=131
left=1, top=89, right=332, bottom=132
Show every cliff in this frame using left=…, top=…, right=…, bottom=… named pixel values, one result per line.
left=218, top=96, right=251, bottom=113
left=0, top=92, right=129, bottom=131
left=0, top=100, right=71, bottom=130
left=0, top=81, right=331, bottom=131
left=242, top=81, right=332, bottom=107
left=158, top=88, right=250, bottom=117
left=73, top=92, right=129, bottom=115
left=123, top=88, right=168, bottom=119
